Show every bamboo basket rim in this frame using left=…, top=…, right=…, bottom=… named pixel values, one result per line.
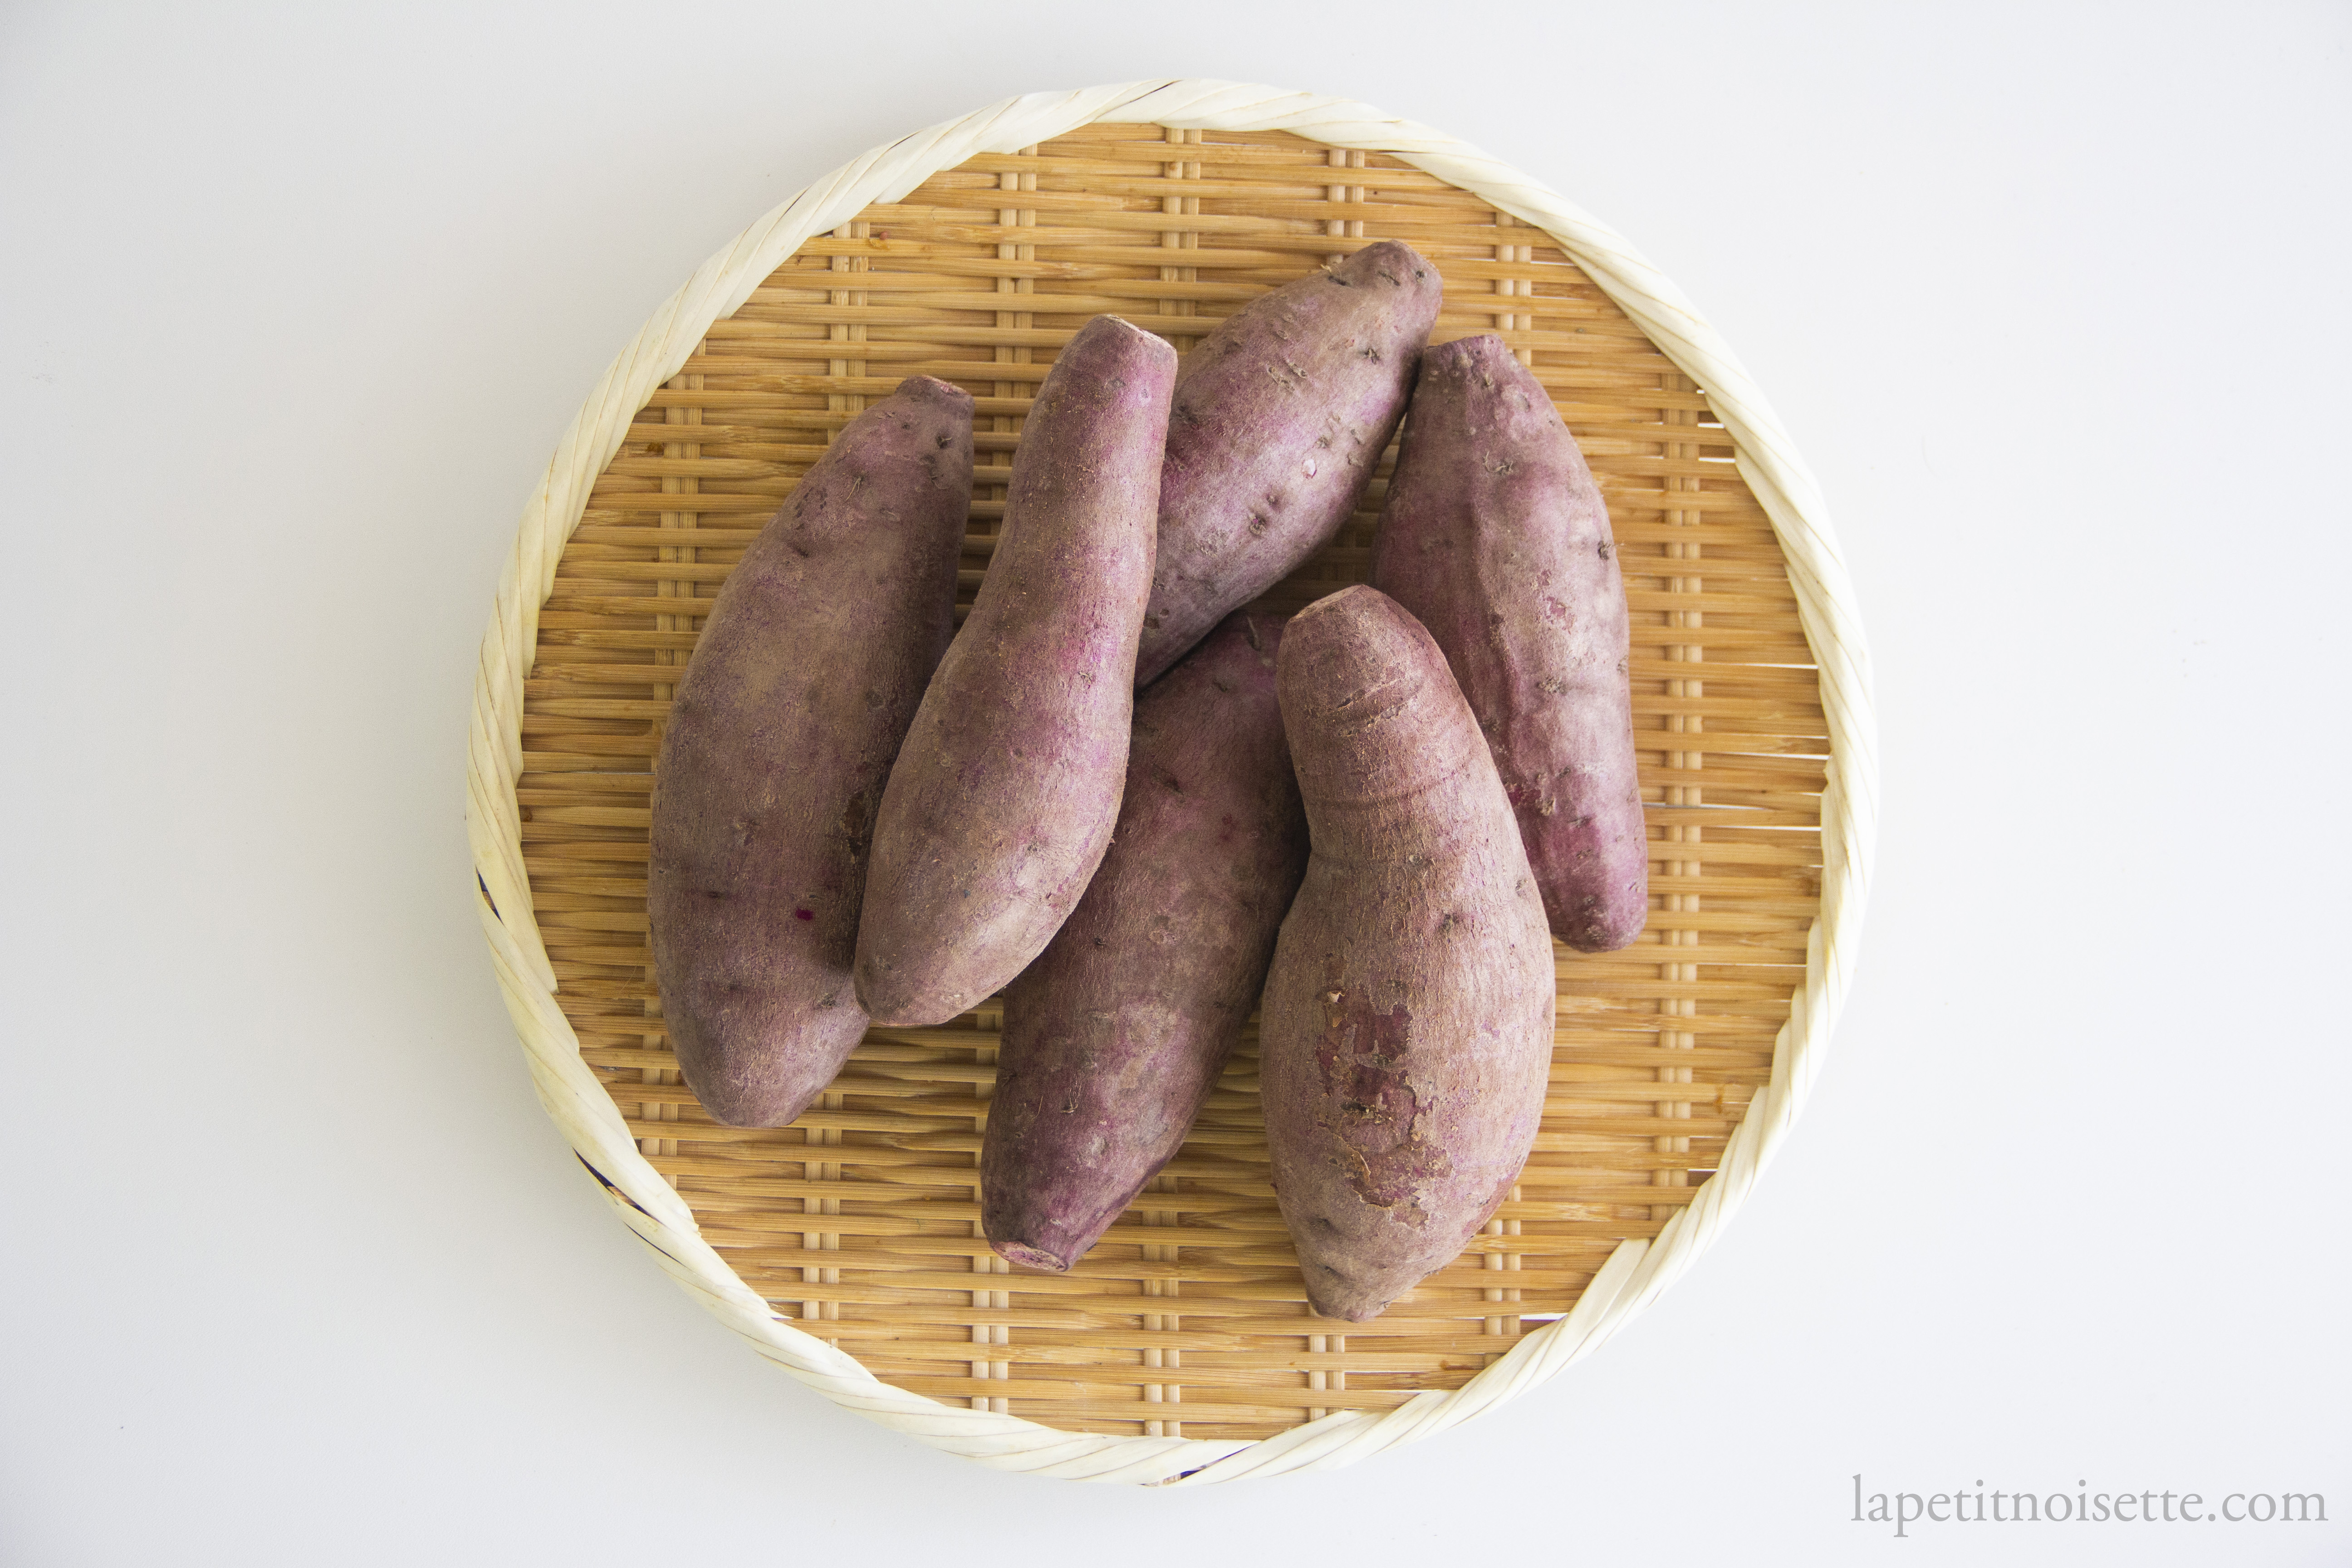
left=464, top=78, right=1879, bottom=1486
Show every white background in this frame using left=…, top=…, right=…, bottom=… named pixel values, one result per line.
left=5, top=3, right=2347, bottom=1563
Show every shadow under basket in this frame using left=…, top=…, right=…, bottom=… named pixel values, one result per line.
left=467, top=80, right=1876, bottom=1486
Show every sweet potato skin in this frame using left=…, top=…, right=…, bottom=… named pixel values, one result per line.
left=1370, top=334, right=1648, bottom=951
left=1259, top=586, right=1557, bottom=1323
left=1134, top=240, right=1442, bottom=686
left=647, top=376, right=973, bottom=1126
left=984, top=604, right=1307, bottom=1272
left=854, top=316, right=1176, bottom=1027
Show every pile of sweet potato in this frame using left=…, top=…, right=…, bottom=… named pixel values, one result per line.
left=645, top=240, right=1644, bottom=1323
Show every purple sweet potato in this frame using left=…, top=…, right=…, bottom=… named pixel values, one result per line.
left=1370, top=334, right=1647, bottom=951
left=647, top=376, right=973, bottom=1126
left=983, top=603, right=1308, bottom=1272
left=1133, top=240, right=1443, bottom=687
left=1259, top=585, right=1557, bottom=1323
left=853, top=316, right=1176, bottom=1027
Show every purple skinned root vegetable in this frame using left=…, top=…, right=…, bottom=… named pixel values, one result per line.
left=853, top=315, right=1176, bottom=1028
left=1259, top=586, right=1556, bottom=1323
left=984, top=603, right=1307, bottom=1272
left=648, top=376, right=973, bottom=1126
left=1370, top=333, right=1648, bottom=951
left=1134, top=240, right=1442, bottom=687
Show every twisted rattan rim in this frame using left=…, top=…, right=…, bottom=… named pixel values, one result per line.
left=464, top=78, right=1878, bottom=1485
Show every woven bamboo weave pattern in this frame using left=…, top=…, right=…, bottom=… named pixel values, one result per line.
left=470, top=80, right=1874, bottom=1484
left=521, top=121, right=1815, bottom=1442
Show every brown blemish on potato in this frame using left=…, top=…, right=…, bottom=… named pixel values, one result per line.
left=1313, top=991, right=1450, bottom=1225
left=837, top=792, right=872, bottom=858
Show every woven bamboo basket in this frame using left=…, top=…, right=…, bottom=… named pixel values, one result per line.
left=466, top=80, right=1877, bottom=1485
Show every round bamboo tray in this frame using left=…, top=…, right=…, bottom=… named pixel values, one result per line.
left=466, top=80, right=1877, bottom=1485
